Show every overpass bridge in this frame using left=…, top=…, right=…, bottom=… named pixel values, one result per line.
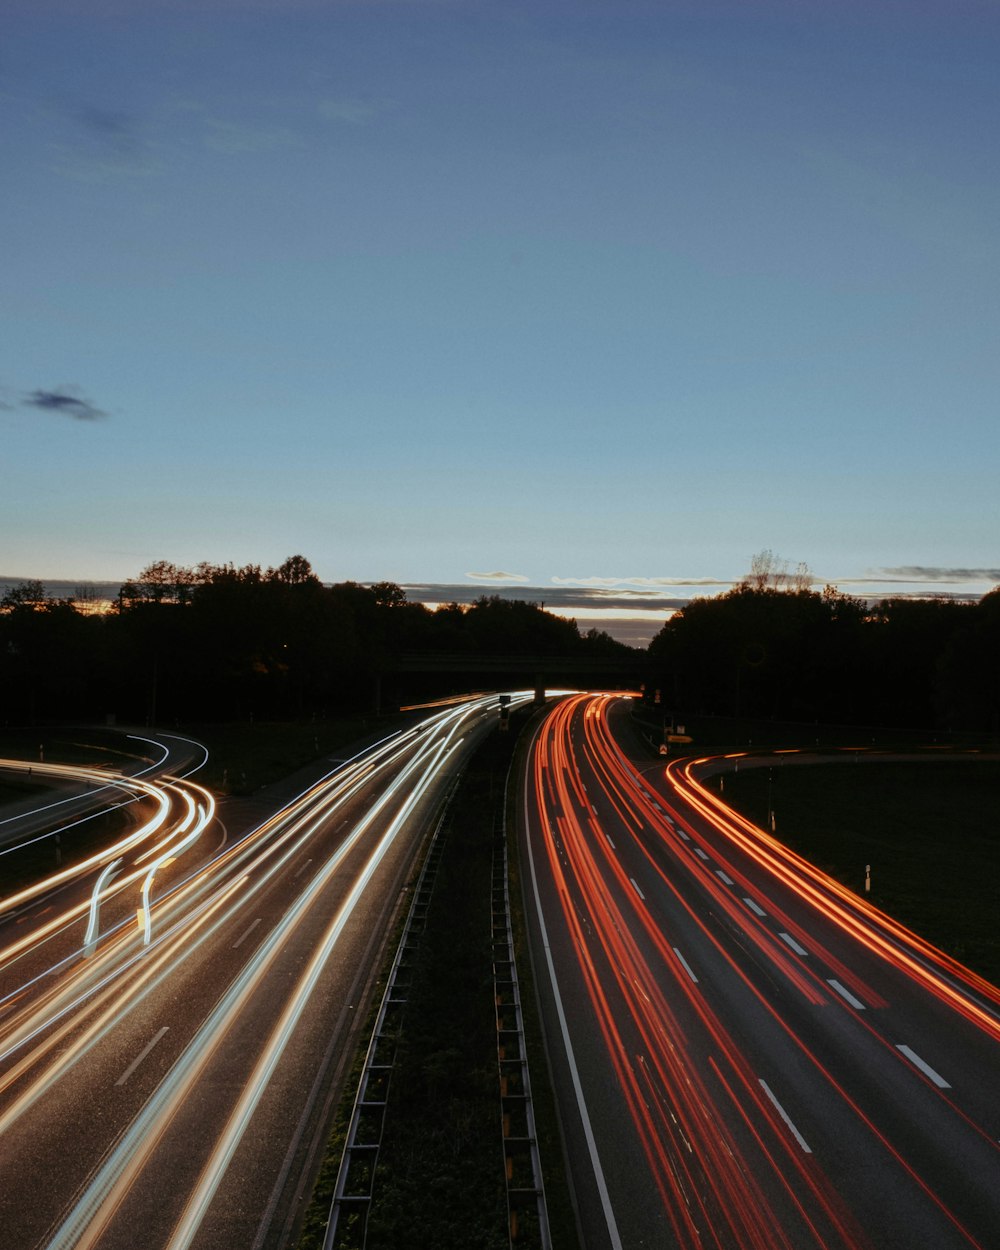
left=382, top=651, right=651, bottom=709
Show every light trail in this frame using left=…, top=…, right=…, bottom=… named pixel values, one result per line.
left=524, top=693, right=1000, bottom=1250
left=1, top=693, right=530, bottom=1248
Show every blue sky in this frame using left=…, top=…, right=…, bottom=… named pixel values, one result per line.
left=3, top=0, right=999, bottom=641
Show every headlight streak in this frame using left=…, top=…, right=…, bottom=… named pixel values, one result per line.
left=84, top=857, right=124, bottom=952
left=0, top=778, right=216, bottom=985
left=41, top=698, right=500, bottom=1250
left=0, top=696, right=525, bottom=1248
left=0, top=764, right=174, bottom=917
left=167, top=736, right=469, bottom=1250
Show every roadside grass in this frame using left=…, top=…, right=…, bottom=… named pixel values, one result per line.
left=187, top=714, right=408, bottom=795
left=297, top=713, right=579, bottom=1250
left=713, top=759, right=1000, bottom=987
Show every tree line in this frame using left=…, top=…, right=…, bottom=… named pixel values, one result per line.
left=0, top=557, right=630, bottom=726
left=647, top=556, right=1000, bottom=733
left=3, top=552, right=998, bottom=733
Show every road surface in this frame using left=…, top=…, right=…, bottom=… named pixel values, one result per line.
left=518, top=693, right=1000, bottom=1250
left=0, top=696, right=519, bottom=1249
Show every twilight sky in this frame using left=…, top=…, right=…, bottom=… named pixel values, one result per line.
left=3, top=0, right=999, bottom=641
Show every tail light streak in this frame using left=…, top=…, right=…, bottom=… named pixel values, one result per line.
left=526, top=695, right=999, bottom=1249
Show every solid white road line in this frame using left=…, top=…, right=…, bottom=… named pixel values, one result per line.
left=827, top=979, right=866, bottom=1010
left=759, top=1079, right=812, bottom=1153
left=743, top=897, right=767, bottom=917
left=115, top=1027, right=169, bottom=1087
left=779, top=932, right=809, bottom=957
left=896, top=1044, right=951, bottom=1089
left=523, top=774, right=624, bottom=1250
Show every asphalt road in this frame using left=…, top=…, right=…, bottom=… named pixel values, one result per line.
left=0, top=696, right=516, bottom=1249
left=518, top=694, right=1000, bottom=1250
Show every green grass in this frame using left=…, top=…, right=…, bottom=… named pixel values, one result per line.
left=186, top=714, right=409, bottom=795
left=713, top=758, right=1000, bottom=986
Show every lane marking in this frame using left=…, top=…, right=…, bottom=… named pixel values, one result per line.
left=715, top=870, right=734, bottom=886
left=675, top=828, right=689, bottom=840
left=116, top=1027, right=169, bottom=1087
left=744, top=897, right=767, bottom=917
left=293, top=857, right=313, bottom=878
left=672, top=947, right=699, bottom=983
left=896, top=1044, right=951, bottom=1089
left=759, top=1079, right=812, bottom=1153
left=779, top=932, right=808, bottom=957
left=827, top=979, right=865, bottom=1010
left=605, top=834, right=616, bottom=850
left=630, top=877, right=645, bottom=900
left=233, top=917, right=262, bottom=949
left=693, top=846, right=709, bottom=860
left=523, top=768, right=624, bottom=1250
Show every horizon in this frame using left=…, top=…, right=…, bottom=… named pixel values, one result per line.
left=4, top=564, right=995, bottom=650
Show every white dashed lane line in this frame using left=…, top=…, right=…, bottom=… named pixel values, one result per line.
left=897, top=1044, right=951, bottom=1089
left=827, top=979, right=866, bottom=1010
left=673, top=947, right=699, bottom=983
left=115, top=1027, right=169, bottom=1088
left=715, top=869, right=734, bottom=886
left=743, top=897, right=767, bottom=917
left=232, top=917, right=262, bottom=949
left=759, top=1079, right=812, bottom=1153
left=630, top=877, right=645, bottom=900
left=693, top=846, right=709, bottom=861
left=779, top=932, right=809, bottom=957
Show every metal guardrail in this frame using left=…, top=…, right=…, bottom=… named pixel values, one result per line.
left=493, top=770, right=551, bottom=1249
left=322, top=783, right=457, bottom=1250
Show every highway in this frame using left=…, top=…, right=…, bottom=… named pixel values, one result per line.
left=519, top=693, right=1000, bottom=1250
left=0, top=696, right=516, bottom=1249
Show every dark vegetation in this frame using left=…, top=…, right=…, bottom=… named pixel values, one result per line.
left=4, top=549, right=1000, bottom=736
left=298, top=718, right=576, bottom=1250
left=713, top=758, right=1000, bottom=986
left=0, top=559, right=631, bottom=728
left=647, top=561, right=1000, bottom=735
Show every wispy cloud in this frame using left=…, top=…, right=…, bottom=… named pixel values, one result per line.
left=552, top=575, right=734, bottom=589
left=21, top=387, right=108, bottom=421
left=318, top=97, right=385, bottom=125
left=834, top=568, right=1000, bottom=586
left=203, top=118, right=304, bottom=154
left=466, top=571, right=530, bottom=583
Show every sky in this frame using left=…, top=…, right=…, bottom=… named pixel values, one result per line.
left=3, top=0, right=999, bottom=644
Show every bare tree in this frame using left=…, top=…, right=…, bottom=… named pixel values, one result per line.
left=738, top=549, right=813, bottom=593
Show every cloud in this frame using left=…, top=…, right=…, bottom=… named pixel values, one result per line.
left=552, top=575, right=734, bottom=589
left=466, top=571, right=530, bottom=583
left=407, top=582, right=687, bottom=614
left=831, top=568, right=1000, bottom=586
left=203, top=118, right=304, bottom=154
left=21, top=388, right=108, bottom=421
left=318, top=98, right=384, bottom=125
left=76, top=105, right=140, bottom=157
left=873, top=567, right=1000, bottom=584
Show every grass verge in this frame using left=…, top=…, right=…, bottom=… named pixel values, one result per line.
left=296, top=712, right=579, bottom=1250
left=712, top=757, right=1000, bottom=986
